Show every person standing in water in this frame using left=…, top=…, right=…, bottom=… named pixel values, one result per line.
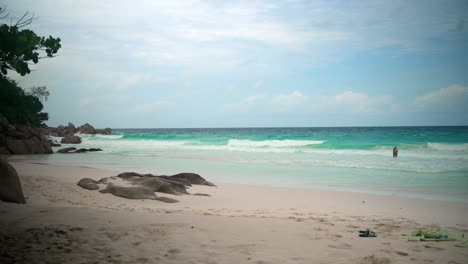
left=393, top=147, right=398, bottom=158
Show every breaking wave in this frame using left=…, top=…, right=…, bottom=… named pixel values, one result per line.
left=427, top=142, right=468, bottom=152
left=227, top=139, right=325, bottom=148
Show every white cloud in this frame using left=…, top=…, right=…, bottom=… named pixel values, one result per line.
left=225, top=90, right=394, bottom=115
left=223, top=94, right=266, bottom=113
left=414, top=85, right=468, bottom=112
left=271, top=90, right=307, bottom=111
left=252, top=80, right=264, bottom=89
left=4, top=0, right=467, bottom=127
left=78, top=94, right=132, bottom=107
left=132, top=101, right=172, bottom=114
left=331, top=91, right=393, bottom=113
left=116, top=74, right=151, bottom=91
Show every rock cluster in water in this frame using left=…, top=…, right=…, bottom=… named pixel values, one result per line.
left=0, top=113, right=111, bottom=155
left=44, top=122, right=112, bottom=138
left=57, top=147, right=103, bottom=154
left=77, top=172, right=215, bottom=203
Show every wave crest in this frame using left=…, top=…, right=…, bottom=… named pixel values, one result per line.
left=427, top=142, right=468, bottom=151
left=227, top=139, right=324, bottom=148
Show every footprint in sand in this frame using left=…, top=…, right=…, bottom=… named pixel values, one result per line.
left=423, top=244, right=445, bottom=251
left=394, top=251, right=409, bottom=256
left=360, top=255, right=391, bottom=264
left=328, top=242, right=352, bottom=250
left=136, top=257, right=149, bottom=263
left=167, top=248, right=182, bottom=254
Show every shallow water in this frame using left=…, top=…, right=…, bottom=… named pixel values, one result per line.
left=24, top=126, right=468, bottom=202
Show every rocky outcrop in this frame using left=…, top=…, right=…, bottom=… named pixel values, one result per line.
left=76, top=172, right=215, bottom=203
left=0, top=114, right=9, bottom=133
left=48, top=139, right=61, bottom=147
left=78, top=123, right=95, bottom=134
left=0, top=158, right=26, bottom=203
left=60, top=134, right=82, bottom=144
left=67, top=122, right=76, bottom=133
left=77, top=123, right=112, bottom=135
left=43, top=122, right=112, bottom=139
left=44, top=122, right=77, bottom=137
left=0, top=114, right=53, bottom=155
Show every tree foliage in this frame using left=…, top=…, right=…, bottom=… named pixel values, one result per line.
left=0, top=77, right=48, bottom=126
left=28, top=85, right=49, bottom=103
left=0, top=8, right=59, bottom=126
left=0, top=8, right=61, bottom=76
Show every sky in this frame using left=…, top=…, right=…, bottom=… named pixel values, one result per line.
left=3, top=0, right=468, bottom=128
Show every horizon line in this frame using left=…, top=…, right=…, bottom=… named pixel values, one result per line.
left=108, top=125, right=468, bottom=130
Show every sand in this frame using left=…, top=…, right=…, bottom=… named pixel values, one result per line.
left=1, top=160, right=467, bottom=264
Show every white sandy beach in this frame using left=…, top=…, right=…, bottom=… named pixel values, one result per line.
left=1, top=160, right=467, bottom=264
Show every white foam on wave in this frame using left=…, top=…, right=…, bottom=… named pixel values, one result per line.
left=94, top=134, right=124, bottom=139
left=427, top=142, right=468, bottom=152
left=227, top=139, right=325, bottom=148
left=74, top=137, right=468, bottom=160
left=79, top=134, right=124, bottom=140
left=302, top=147, right=468, bottom=160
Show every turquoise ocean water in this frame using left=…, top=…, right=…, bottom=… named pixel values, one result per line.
left=28, top=127, right=468, bottom=202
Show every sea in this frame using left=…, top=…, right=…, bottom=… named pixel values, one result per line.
left=26, top=126, right=468, bottom=202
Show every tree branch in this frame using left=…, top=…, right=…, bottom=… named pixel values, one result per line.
left=13, top=11, right=38, bottom=28
left=0, top=6, right=9, bottom=20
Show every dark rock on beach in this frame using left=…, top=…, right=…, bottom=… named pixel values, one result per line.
left=159, top=175, right=192, bottom=186
left=0, top=114, right=52, bottom=155
left=100, top=183, right=159, bottom=200
left=171, top=172, right=216, bottom=186
left=77, top=178, right=100, bottom=190
left=115, top=172, right=189, bottom=195
left=0, top=158, right=26, bottom=203
left=77, top=171, right=215, bottom=203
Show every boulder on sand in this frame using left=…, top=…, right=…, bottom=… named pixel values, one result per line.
left=99, top=183, right=178, bottom=203
left=77, top=178, right=100, bottom=190
left=170, top=172, right=216, bottom=186
left=76, top=171, right=215, bottom=203
left=0, top=158, right=26, bottom=203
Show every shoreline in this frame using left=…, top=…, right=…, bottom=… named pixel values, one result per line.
left=8, top=160, right=468, bottom=226
left=6, top=155, right=468, bottom=204
left=1, top=160, right=468, bottom=263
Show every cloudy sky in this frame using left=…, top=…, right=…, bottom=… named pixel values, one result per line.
left=4, top=0, right=468, bottom=128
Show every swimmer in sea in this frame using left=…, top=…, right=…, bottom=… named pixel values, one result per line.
left=393, top=147, right=398, bottom=158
